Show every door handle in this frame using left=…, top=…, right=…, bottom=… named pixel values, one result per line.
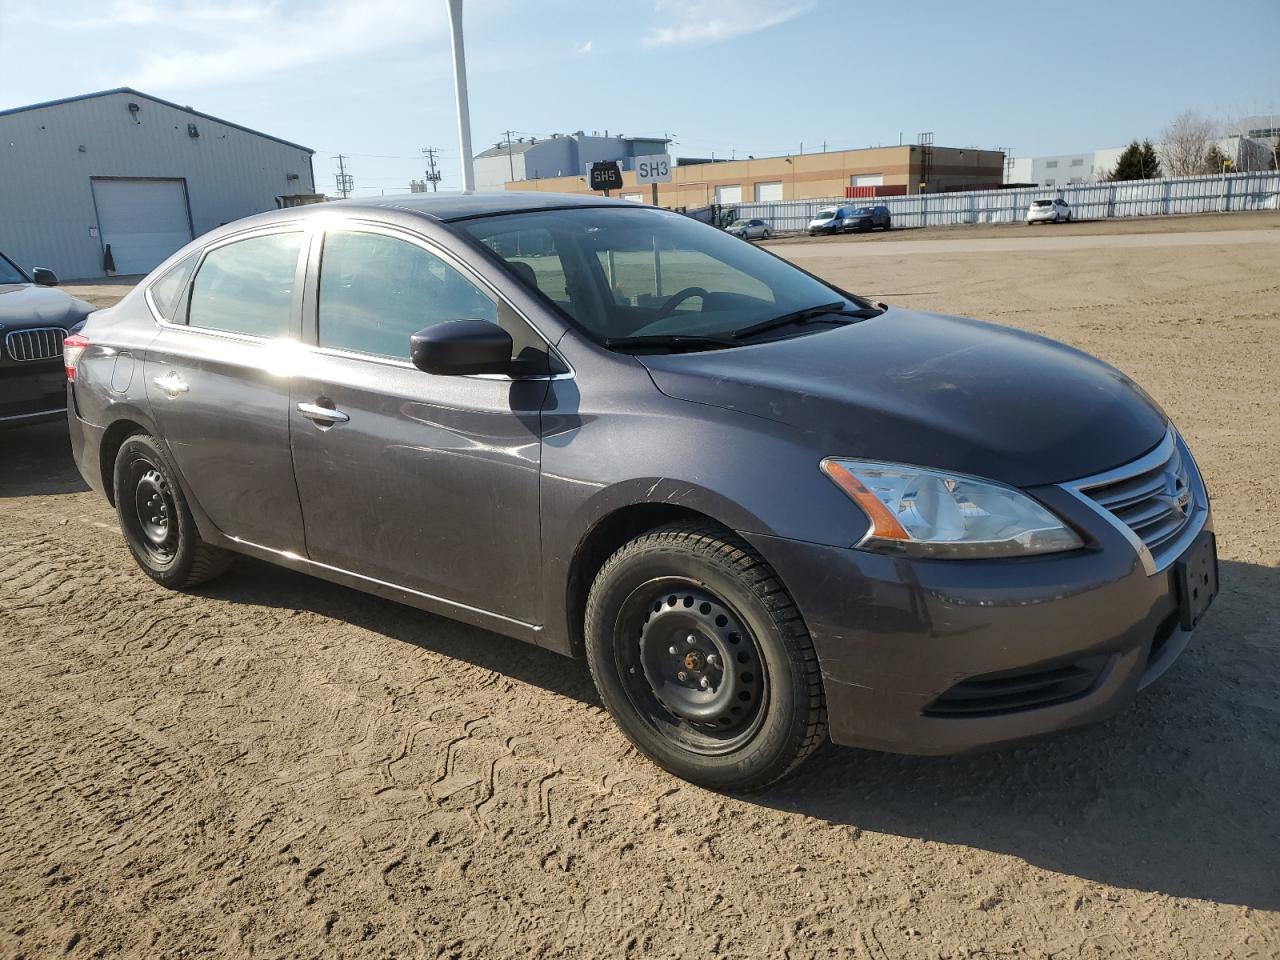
left=153, top=371, right=189, bottom=397
left=296, top=401, right=349, bottom=424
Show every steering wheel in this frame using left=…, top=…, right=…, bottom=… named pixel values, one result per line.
left=656, top=286, right=709, bottom=318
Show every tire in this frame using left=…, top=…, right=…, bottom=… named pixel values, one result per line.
left=584, top=520, right=826, bottom=792
left=763, top=229, right=771, bottom=240
left=114, top=434, right=233, bottom=589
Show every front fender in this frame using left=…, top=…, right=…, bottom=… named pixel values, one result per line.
left=537, top=373, right=873, bottom=650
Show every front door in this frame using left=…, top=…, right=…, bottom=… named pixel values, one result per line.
left=143, top=227, right=308, bottom=552
left=288, top=225, right=549, bottom=626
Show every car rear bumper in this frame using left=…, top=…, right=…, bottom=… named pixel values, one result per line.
left=744, top=500, right=1213, bottom=755
left=67, top=388, right=108, bottom=498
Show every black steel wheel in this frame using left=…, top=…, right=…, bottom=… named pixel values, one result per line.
left=114, top=434, right=232, bottom=589
left=585, top=521, right=827, bottom=792
left=129, top=464, right=178, bottom=565
left=622, top=579, right=767, bottom=755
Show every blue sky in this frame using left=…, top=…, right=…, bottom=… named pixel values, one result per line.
left=2, top=0, right=1277, bottom=196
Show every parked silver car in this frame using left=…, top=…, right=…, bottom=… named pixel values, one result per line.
left=1027, top=198, right=1072, bottom=224
left=727, top=218, right=771, bottom=240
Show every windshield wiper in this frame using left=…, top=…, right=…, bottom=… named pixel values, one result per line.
left=729, top=301, right=880, bottom=340
left=605, top=333, right=741, bottom=353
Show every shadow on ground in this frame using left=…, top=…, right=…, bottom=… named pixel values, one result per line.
left=5, top=417, right=1276, bottom=909
left=0, top=421, right=88, bottom=496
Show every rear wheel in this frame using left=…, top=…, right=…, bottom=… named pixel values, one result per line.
left=114, top=434, right=233, bottom=589
left=585, top=521, right=826, bottom=792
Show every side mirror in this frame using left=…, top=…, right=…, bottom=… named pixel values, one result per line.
left=32, top=267, right=58, bottom=286
left=410, top=319, right=513, bottom=376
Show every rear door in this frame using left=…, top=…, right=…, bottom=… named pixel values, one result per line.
left=288, top=223, right=552, bottom=626
left=143, top=226, right=308, bottom=552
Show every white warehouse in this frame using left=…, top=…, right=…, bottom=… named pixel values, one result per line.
left=0, top=88, right=316, bottom=279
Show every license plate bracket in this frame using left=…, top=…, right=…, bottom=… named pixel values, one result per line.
left=1175, top=530, right=1218, bottom=631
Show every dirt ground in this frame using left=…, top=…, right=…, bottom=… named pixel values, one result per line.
left=2, top=214, right=1278, bottom=959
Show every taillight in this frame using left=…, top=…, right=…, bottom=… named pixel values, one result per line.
left=63, top=333, right=89, bottom=381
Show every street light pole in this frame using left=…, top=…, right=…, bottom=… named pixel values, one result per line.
left=446, top=0, right=475, bottom=191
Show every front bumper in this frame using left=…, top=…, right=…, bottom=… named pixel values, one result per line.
left=0, top=361, right=68, bottom=427
left=745, top=487, right=1213, bottom=755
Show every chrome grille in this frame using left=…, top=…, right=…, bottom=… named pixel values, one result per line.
left=5, top=326, right=67, bottom=362
left=1064, top=428, right=1206, bottom=574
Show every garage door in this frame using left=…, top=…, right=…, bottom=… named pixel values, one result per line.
left=92, top=178, right=193, bottom=275
left=714, top=185, right=742, bottom=205
left=754, top=181, right=783, bottom=202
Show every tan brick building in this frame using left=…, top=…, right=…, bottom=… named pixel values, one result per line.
left=505, top=145, right=1004, bottom=206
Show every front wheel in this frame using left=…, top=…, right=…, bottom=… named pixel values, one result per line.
left=114, top=434, right=233, bottom=589
left=584, top=521, right=827, bottom=792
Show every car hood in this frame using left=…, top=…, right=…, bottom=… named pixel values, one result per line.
left=0, top=284, right=95, bottom=330
left=637, top=308, right=1168, bottom=488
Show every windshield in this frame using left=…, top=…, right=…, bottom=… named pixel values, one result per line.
left=814, top=209, right=837, bottom=219
left=729, top=219, right=749, bottom=228
left=459, top=206, right=860, bottom=347
left=0, top=253, right=27, bottom=284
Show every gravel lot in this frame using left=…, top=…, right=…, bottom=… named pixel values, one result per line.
left=2, top=213, right=1277, bottom=959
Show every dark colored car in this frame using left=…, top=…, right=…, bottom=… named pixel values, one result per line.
left=847, top=205, right=892, bottom=231
left=1, top=251, right=93, bottom=427
left=66, top=193, right=1217, bottom=792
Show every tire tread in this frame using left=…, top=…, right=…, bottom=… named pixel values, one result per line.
left=585, top=519, right=827, bottom=789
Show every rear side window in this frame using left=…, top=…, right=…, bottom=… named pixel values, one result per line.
left=187, top=232, right=303, bottom=338
left=317, top=230, right=546, bottom=372
left=148, top=253, right=198, bottom=321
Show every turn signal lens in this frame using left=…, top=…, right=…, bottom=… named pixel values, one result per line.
left=820, top=460, right=910, bottom=541
left=821, top=457, right=1084, bottom=559
left=63, top=333, right=89, bottom=381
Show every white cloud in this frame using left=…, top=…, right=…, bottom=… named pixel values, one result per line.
left=643, top=0, right=815, bottom=47
left=576, top=39, right=594, bottom=54
left=46, top=0, right=450, bottom=89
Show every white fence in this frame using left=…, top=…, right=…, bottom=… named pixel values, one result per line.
left=729, top=171, right=1280, bottom=233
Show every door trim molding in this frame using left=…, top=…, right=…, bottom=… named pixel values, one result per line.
left=226, top=535, right=543, bottom=632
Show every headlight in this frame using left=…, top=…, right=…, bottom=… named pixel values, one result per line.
left=820, top=459, right=1083, bottom=558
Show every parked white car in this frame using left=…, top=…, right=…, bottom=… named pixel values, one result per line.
left=1027, top=198, right=1072, bottom=224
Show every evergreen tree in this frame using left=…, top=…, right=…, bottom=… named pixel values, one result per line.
left=1108, top=140, right=1161, bottom=181
left=1202, top=144, right=1229, bottom=174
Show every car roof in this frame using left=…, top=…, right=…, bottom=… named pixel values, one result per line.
left=328, top=191, right=637, bottom=222
left=185, top=191, right=651, bottom=248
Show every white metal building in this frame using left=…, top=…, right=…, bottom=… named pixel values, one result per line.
left=0, top=88, right=316, bottom=279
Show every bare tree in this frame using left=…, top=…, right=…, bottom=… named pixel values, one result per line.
left=1158, top=111, right=1219, bottom=176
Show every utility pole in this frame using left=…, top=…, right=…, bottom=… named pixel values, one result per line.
left=447, top=0, right=475, bottom=191
left=421, top=147, right=442, bottom=191
left=503, top=129, right=516, bottom=182
left=333, top=154, right=353, bottom=198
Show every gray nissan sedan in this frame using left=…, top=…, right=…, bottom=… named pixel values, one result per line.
left=65, top=193, right=1217, bottom=792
